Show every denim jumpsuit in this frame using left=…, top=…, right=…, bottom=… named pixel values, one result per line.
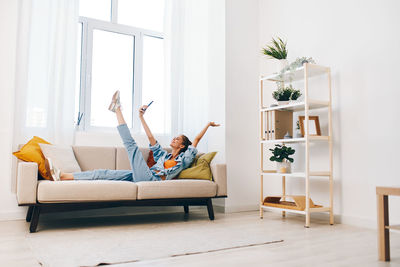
left=73, top=124, right=198, bottom=182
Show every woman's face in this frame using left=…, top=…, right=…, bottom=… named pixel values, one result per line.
left=170, top=135, right=185, bottom=150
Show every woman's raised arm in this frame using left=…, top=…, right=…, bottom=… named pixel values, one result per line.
left=139, top=105, right=157, bottom=146
left=192, top=122, right=220, bottom=148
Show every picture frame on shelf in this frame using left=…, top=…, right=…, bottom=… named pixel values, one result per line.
left=299, top=116, right=321, bottom=136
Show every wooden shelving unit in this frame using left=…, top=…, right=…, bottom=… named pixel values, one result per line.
left=259, top=63, right=333, bottom=228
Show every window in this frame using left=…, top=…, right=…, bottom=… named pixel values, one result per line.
left=141, top=36, right=168, bottom=134
left=76, top=0, right=168, bottom=134
left=118, top=0, right=165, bottom=32
left=79, top=0, right=112, bottom=22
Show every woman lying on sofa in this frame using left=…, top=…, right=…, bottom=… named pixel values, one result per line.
left=46, top=91, right=220, bottom=182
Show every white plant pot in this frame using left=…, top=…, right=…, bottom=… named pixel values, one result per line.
left=276, top=59, right=288, bottom=73
left=277, top=160, right=292, bottom=173
left=277, top=100, right=290, bottom=105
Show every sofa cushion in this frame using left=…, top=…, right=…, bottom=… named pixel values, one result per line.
left=72, top=146, right=116, bottom=171
left=136, top=180, right=217, bottom=200
left=178, top=152, right=217, bottom=180
left=39, top=143, right=81, bottom=173
left=115, top=147, right=150, bottom=170
left=13, top=136, right=52, bottom=180
left=37, top=180, right=137, bottom=203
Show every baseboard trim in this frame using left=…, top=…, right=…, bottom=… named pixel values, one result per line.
left=0, top=209, right=27, bottom=221
left=223, top=204, right=259, bottom=213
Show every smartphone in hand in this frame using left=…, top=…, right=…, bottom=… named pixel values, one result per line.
left=141, top=101, right=154, bottom=111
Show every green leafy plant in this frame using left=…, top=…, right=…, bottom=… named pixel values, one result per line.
left=296, top=121, right=300, bottom=130
left=261, top=37, right=288, bottom=60
left=272, top=84, right=302, bottom=101
left=269, top=144, right=295, bottom=163
left=290, top=87, right=302, bottom=100
left=272, top=87, right=292, bottom=101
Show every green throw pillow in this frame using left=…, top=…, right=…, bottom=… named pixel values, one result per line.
left=178, top=152, right=217, bottom=180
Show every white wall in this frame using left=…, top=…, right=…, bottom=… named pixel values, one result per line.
left=259, top=0, right=400, bottom=227
left=207, top=0, right=225, bottom=208
left=207, top=0, right=225, bottom=164
left=0, top=0, right=27, bottom=220
left=225, top=0, right=260, bottom=212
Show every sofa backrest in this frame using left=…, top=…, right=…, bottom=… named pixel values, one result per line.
left=72, top=146, right=173, bottom=171
left=72, top=146, right=116, bottom=171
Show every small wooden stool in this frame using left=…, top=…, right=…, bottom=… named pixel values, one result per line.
left=376, top=186, right=400, bottom=261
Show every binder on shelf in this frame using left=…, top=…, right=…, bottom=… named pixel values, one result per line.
left=263, top=110, right=292, bottom=140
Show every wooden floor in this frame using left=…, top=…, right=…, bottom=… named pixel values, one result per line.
left=0, top=210, right=399, bottom=266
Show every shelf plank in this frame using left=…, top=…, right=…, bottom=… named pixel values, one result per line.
left=260, top=100, right=329, bottom=112
left=261, top=205, right=306, bottom=215
left=261, top=136, right=329, bottom=144
left=261, top=137, right=305, bottom=144
left=261, top=64, right=330, bottom=82
left=310, top=171, right=331, bottom=176
left=261, top=172, right=306, bottom=177
left=261, top=205, right=331, bottom=214
left=261, top=171, right=331, bottom=177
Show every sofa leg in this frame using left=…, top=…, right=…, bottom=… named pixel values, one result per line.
left=206, top=198, right=214, bottom=220
left=30, top=206, right=41, bottom=233
left=26, top=206, right=34, bottom=222
left=184, top=205, right=189, bottom=214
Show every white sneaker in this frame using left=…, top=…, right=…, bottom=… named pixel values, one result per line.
left=45, top=157, right=61, bottom=181
left=108, top=90, right=121, bottom=112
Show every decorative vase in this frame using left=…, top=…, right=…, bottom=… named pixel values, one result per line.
left=277, top=100, right=290, bottom=105
left=276, top=59, right=288, bottom=73
left=277, top=159, right=291, bottom=173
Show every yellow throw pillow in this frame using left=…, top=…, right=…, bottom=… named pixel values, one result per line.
left=13, top=136, right=52, bottom=180
left=178, top=152, right=217, bottom=180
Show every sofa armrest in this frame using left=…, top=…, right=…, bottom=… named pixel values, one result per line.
left=16, top=162, right=38, bottom=205
left=211, top=164, right=227, bottom=197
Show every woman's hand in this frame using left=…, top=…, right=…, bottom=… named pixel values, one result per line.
left=138, top=105, right=156, bottom=145
left=193, top=121, right=221, bottom=147
left=139, top=105, right=148, bottom=117
left=209, top=121, right=220, bottom=127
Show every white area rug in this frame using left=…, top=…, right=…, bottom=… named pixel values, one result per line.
left=26, top=211, right=283, bottom=267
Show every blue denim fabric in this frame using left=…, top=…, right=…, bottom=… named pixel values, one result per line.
left=149, top=142, right=198, bottom=180
left=74, top=124, right=160, bottom=182
left=74, top=169, right=133, bottom=181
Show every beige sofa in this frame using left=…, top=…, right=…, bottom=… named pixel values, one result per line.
left=16, top=146, right=227, bottom=232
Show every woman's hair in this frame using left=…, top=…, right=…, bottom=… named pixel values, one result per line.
left=180, top=135, right=192, bottom=153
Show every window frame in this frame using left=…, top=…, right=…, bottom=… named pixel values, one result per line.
left=77, top=0, right=165, bottom=134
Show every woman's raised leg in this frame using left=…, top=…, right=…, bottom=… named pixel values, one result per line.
left=116, top=106, right=127, bottom=125
left=115, top=107, right=158, bottom=182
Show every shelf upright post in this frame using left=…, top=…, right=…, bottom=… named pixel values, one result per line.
left=328, top=68, right=334, bottom=225
left=304, top=64, right=311, bottom=228
left=259, top=77, right=264, bottom=219
left=282, top=175, right=286, bottom=217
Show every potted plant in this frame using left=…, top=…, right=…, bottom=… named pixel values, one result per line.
left=269, top=144, right=295, bottom=173
left=261, top=37, right=288, bottom=72
left=290, top=86, right=301, bottom=101
left=272, top=84, right=302, bottom=105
